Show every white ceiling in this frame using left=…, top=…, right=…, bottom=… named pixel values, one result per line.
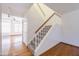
left=2, top=3, right=32, bottom=17
left=45, top=3, right=79, bottom=15
left=2, top=3, right=79, bottom=17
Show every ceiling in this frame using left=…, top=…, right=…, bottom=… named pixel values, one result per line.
left=45, top=3, right=79, bottom=15
left=2, top=3, right=79, bottom=17
left=2, top=3, right=32, bottom=17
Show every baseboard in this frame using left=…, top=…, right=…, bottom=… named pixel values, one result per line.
left=60, top=42, right=79, bottom=48
left=22, top=40, right=27, bottom=46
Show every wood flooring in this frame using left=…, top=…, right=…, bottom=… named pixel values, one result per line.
left=2, top=41, right=79, bottom=56
left=2, top=42, right=32, bottom=56
left=41, top=42, right=79, bottom=56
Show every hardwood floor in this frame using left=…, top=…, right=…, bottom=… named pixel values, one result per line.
left=2, top=40, right=79, bottom=56
left=2, top=35, right=32, bottom=56
left=2, top=42, right=32, bottom=56
left=41, top=42, right=79, bottom=56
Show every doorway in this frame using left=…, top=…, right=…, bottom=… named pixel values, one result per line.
left=2, top=13, right=23, bottom=55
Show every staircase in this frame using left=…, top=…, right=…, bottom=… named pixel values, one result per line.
left=28, top=25, right=52, bottom=51
left=27, top=4, right=62, bottom=55
left=27, top=12, right=55, bottom=55
left=27, top=8, right=58, bottom=55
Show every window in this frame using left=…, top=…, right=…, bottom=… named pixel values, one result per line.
left=2, top=13, right=23, bottom=43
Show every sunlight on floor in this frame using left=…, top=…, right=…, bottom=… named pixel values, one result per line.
left=2, top=35, right=22, bottom=55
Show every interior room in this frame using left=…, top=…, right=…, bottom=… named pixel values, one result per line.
left=0, top=3, right=79, bottom=56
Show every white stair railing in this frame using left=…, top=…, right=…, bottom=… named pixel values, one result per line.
left=28, top=25, right=52, bottom=51
left=27, top=12, right=56, bottom=55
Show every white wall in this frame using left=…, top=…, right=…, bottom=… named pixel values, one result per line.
left=27, top=4, right=43, bottom=43
left=0, top=4, right=2, bottom=55
left=34, top=15, right=62, bottom=55
left=62, top=10, right=79, bottom=47
left=22, top=18, right=27, bottom=45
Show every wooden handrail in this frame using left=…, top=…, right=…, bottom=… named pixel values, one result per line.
left=35, top=13, right=55, bottom=33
